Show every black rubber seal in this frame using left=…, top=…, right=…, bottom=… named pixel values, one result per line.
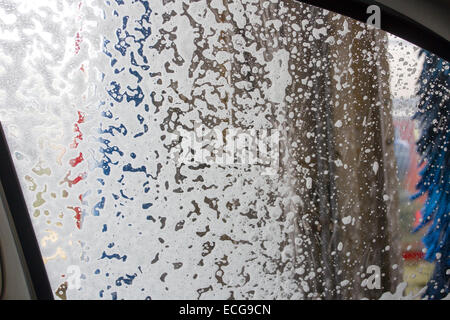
left=0, top=124, right=53, bottom=300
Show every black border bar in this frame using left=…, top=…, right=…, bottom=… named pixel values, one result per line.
left=296, top=0, right=450, bottom=62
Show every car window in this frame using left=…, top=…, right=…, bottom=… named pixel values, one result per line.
left=0, top=0, right=448, bottom=300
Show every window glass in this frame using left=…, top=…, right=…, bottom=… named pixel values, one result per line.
left=0, top=0, right=448, bottom=300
